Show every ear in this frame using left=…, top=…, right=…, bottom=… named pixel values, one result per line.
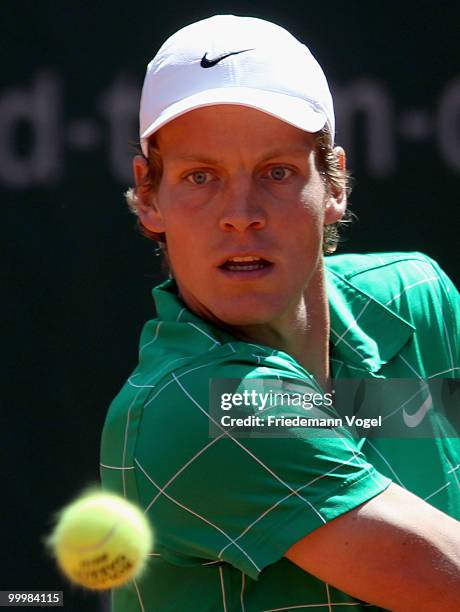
left=132, top=155, right=166, bottom=234
left=324, top=146, right=348, bottom=225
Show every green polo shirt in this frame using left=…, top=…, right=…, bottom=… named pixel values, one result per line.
left=100, top=251, right=459, bottom=611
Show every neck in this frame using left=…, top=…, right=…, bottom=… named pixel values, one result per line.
left=232, top=264, right=331, bottom=392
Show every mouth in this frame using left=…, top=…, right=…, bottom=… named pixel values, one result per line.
left=218, top=255, right=274, bottom=278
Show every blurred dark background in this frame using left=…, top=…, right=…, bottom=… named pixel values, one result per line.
left=2, top=1, right=459, bottom=609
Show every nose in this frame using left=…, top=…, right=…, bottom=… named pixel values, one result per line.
left=218, top=176, right=267, bottom=232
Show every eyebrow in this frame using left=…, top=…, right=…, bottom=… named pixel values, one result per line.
left=168, top=146, right=310, bottom=165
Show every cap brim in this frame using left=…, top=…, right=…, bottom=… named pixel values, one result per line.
left=140, top=87, right=328, bottom=155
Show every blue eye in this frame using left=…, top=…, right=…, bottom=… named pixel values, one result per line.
left=268, top=167, right=292, bottom=181
left=186, top=171, right=211, bottom=185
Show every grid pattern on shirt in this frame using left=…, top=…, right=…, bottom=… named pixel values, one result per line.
left=100, top=252, right=459, bottom=611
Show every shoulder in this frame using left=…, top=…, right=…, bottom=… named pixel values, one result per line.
left=101, top=339, right=320, bottom=454
left=136, top=340, right=320, bottom=415
left=326, top=251, right=441, bottom=284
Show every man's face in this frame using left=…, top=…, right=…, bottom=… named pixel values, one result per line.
left=136, top=105, right=345, bottom=328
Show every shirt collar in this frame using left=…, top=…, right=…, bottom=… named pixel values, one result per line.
left=152, top=273, right=415, bottom=374
left=152, top=278, right=236, bottom=345
left=327, top=268, right=415, bottom=373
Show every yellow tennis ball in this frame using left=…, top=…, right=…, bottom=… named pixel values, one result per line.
left=46, top=488, right=153, bottom=590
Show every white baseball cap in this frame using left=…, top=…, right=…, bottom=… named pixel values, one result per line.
left=139, top=14, right=334, bottom=156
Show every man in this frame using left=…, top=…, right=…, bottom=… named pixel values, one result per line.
left=100, top=15, right=460, bottom=611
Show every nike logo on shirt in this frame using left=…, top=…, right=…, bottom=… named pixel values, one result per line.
left=402, top=393, right=433, bottom=428
left=200, top=49, right=254, bottom=68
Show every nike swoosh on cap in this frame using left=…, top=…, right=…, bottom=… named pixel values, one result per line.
left=200, top=48, right=254, bottom=68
